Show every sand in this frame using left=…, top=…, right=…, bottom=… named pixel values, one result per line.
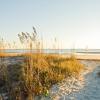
left=74, top=53, right=100, bottom=60
left=1, top=52, right=100, bottom=60
left=61, top=53, right=100, bottom=60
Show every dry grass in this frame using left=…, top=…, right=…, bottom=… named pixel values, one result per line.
left=0, top=52, right=21, bottom=57
left=0, top=27, right=84, bottom=99
left=0, top=53, right=84, bottom=99
left=12, top=54, right=83, bottom=99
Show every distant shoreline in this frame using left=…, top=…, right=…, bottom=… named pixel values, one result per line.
left=1, top=49, right=100, bottom=54
left=1, top=52, right=100, bottom=60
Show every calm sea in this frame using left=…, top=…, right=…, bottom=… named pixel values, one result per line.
left=2, top=49, right=100, bottom=54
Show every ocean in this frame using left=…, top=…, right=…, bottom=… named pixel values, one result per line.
left=1, top=49, right=100, bottom=54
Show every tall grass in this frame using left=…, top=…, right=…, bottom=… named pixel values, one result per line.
left=0, top=27, right=84, bottom=100
left=0, top=38, right=11, bottom=100
left=0, top=54, right=84, bottom=99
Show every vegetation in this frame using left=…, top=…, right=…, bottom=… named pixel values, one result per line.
left=0, top=54, right=84, bottom=100
left=0, top=27, right=84, bottom=99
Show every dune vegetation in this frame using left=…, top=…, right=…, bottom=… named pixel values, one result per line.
left=0, top=27, right=84, bottom=100
left=0, top=53, right=84, bottom=100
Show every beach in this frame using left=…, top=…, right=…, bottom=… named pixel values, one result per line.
left=0, top=53, right=100, bottom=100
left=57, top=53, right=100, bottom=60
left=48, top=60, right=100, bottom=100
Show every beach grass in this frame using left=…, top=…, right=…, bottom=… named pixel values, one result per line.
left=0, top=53, right=84, bottom=99
left=0, top=28, right=84, bottom=99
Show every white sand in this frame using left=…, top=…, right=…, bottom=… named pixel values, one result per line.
left=75, top=53, right=100, bottom=60
left=62, top=53, right=100, bottom=60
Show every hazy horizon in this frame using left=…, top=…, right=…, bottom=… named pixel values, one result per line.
left=0, top=0, right=100, bottom=49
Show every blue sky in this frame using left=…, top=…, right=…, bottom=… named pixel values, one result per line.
left=0, top=0, right=100, bottom=49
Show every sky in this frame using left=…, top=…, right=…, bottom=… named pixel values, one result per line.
left=0, top=0, right=100, bottom=49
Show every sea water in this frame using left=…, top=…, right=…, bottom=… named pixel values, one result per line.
left=2, top=49, right=100, bottom=54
